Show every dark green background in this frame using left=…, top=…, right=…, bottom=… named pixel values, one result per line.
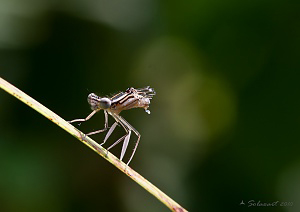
left=0, top=0, right=299, bottom=211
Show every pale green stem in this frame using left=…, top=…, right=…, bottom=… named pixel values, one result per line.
left=0, top=77, right=187, bottom=212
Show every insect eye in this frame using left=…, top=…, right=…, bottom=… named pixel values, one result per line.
left=99, top=98, right=111, bottom=109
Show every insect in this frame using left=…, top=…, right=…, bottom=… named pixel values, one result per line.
left=69, top=86, right=156, bottom=166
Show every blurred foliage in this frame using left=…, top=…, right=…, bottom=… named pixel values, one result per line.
left=0, top=0, right=300, bottom=211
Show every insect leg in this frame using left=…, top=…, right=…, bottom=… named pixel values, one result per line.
left=86, top=111, right=109, bottom=136
left=107, top=134, right=127, bottom=151
left=100, top=121, right=118, bottom=146
left=113, top=114, right=140, bottom=166
left=110, top=114, right=132, bottom=162
left=68, top=110, right=97, bottom=124
left=126, top=132, right=140, bottom=166
left=120, top=131, right=131, bottom=161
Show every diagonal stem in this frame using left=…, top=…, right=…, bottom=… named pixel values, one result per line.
left=0, top=77, right=187, bottom=212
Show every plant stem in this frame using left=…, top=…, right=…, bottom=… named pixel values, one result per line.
left=0, top=77, right=187, bottom=212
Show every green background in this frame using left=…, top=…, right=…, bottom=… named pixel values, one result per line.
left=0, top=0, right=299, bottom=211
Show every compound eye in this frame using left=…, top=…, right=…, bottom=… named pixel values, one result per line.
left=99, top=98, right=111, bottom=109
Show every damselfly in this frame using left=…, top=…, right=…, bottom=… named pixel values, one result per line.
left=69, top=86, right=156, bottom=166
